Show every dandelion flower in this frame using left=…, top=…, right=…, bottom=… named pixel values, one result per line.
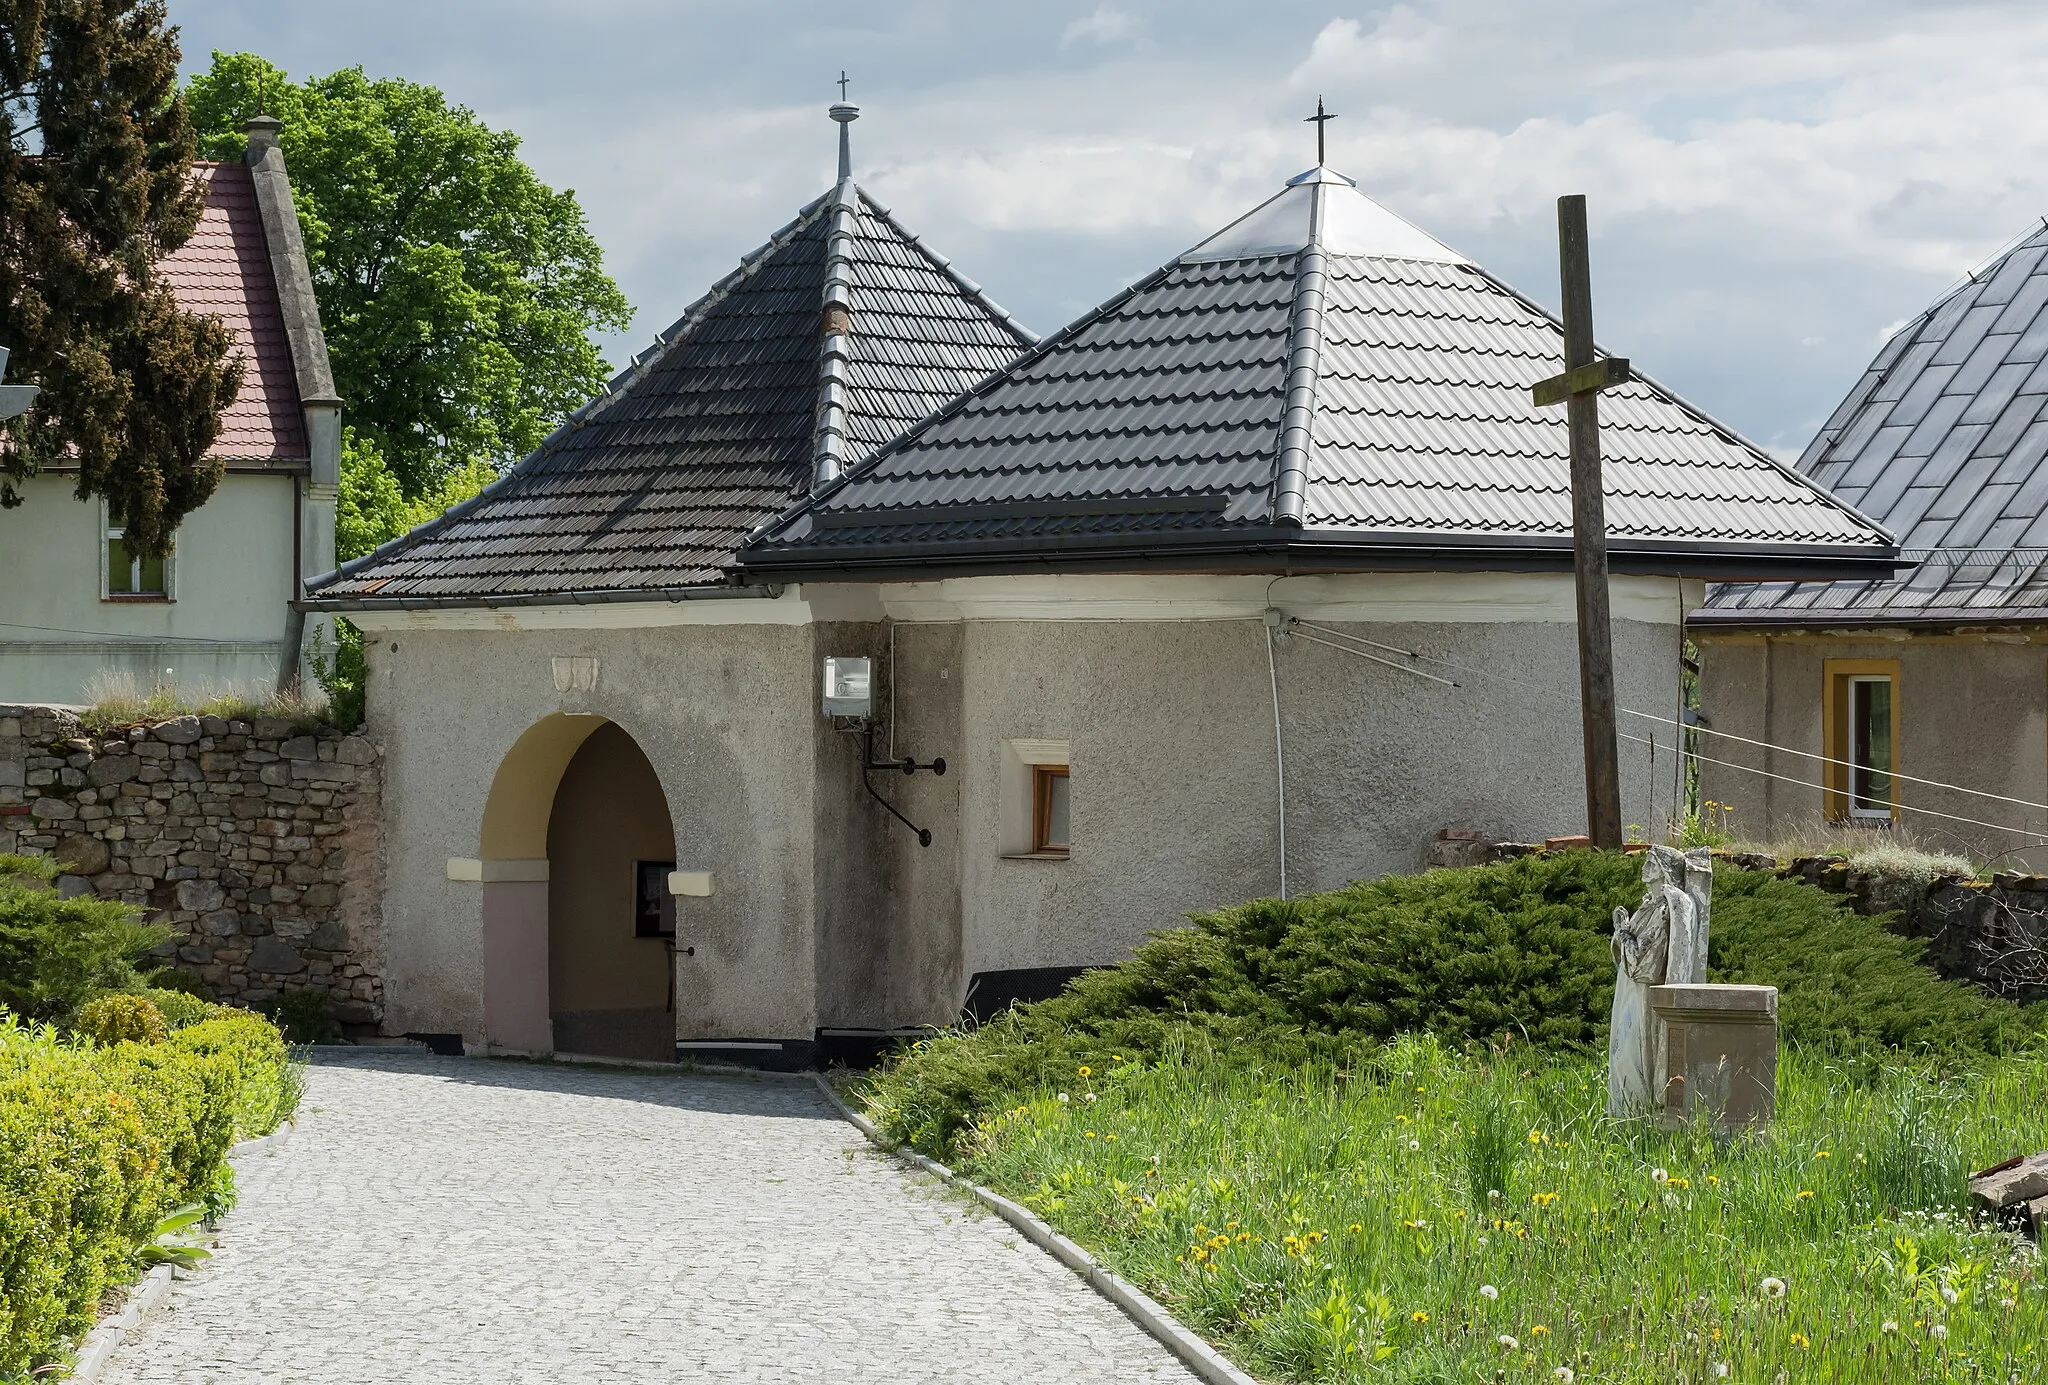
left=1480, top=1284, right=1500, bottom=1301
left=1477, top=1236, right=1489, bottom=1246
left=1930, top=1324, right=1949, bottom=1341
left=1761, top=1277, right=1787, bottom=1299
left=1348, top=1223, right=1363, bottom=1234
left=1814, top=1150, right=1831, bottom=1160
left=1497, top=1335, right=1519, bottom=1350
left=1077, top=1065, right=1092, bottom=1077
left=1715, top=1368, right=1728, bottom=1381
left=1531, top=1325, right=1550, bottom=1337
left=1412, top=1311, right=1429, bottom=1324
left=1554, top=1370, right=1574, bottom=1383
left=2000, top=1297, right=2016, bottom=1309
left=1529, top=1128, right=1547, bottom=1146
left=1083, top=1092, right=1098, bottom=1103
left=1797, top=1189, right=1815, bottom=1200
left=1652, top=1168, right=1670, bottom=1184
left=1940, top=1285, right=1959, bottom=1306
left=1790, top=1333, right=1810, bottom=1349
left=1056, top=1092, right=1069, bottom=1104
left=1408, top=1138, right=1421, bottom=1152
left=1488, top=1189, right=1501, bottom=1201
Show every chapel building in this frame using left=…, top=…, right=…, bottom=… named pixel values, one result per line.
left=307, top=108, right=1894, bottom=1065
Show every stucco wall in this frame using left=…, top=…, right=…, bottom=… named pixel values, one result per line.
left=360, top=621, right=823, bottom=1048
left=1696, top=633, right=2048, bottom=857
left=361, top=577, right=1686, bottom=1049
left=895, top=614, right=1682, bottom=980
left=0, top=472, right=298, bottom=703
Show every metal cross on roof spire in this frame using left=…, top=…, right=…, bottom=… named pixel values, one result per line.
left=837, top=70, right=850, bottom=100
left=828, top=78, right=860, bottom=183
left=1305, top=97, right=1337, bottom=166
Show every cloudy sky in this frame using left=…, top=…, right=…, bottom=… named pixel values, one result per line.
left=175, top=0, right=2048, bottom=457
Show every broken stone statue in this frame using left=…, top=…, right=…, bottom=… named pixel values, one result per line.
left=1608, top=844, right=1713, bottom=1116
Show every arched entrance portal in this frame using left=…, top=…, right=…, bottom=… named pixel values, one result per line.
left=477, top=714, right=678, bottom=1061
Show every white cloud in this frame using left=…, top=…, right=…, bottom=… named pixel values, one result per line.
left=172, top=0, right=2048, bottom=450
left=1061, top=6, right=1142, bottom=48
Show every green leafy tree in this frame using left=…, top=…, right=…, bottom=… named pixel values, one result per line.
left=0, top=0, right=243, bottom=555
left=185, top=52, right=630, bottom=496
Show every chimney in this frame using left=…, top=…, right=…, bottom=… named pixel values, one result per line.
left=245, top=114, right=283, bottom=162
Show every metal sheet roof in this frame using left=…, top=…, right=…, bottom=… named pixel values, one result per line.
left=742, top=169, right=1895, bottom=581
left=305, top=186, right=1034, bottom=606
left=1697, top=221, right=2048, bottom=626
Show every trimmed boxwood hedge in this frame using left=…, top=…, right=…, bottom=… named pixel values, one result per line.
left=0, top=1009, right=296, bottom=1377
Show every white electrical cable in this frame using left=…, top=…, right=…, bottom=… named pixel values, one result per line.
left=1284, top=623, right=1461, bottom=686
left=1265, top=623, right=1289, bottom=901
left=1297, top=618, right=2048, bottom=821
left=1617, top=707, right=2048, bottom=815
left=1620, top=733, right=2046, bottom=840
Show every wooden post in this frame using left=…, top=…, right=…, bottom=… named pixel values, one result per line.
left=1546, top=195, right=1624, bottom=850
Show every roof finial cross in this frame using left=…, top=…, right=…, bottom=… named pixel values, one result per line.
left=837, top=70, right=850, bottom=101
left=1305, top=96, right=1337, bottom=167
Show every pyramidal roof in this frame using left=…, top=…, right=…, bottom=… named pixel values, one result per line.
left=306, top=131, right=1036, bottom=608
left=742, top=165, right=1896, bottom=582
left=1699, top=221, right=2048, bottom=627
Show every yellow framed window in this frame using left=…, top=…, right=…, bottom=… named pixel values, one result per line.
left=1822, top=659, right=1899, bottom=822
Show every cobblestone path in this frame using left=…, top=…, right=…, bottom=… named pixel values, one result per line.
left=100, top=1052, right=1202, bottom=1384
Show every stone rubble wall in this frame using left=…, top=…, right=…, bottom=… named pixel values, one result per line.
left=0, top=704, right=385, bottom=1026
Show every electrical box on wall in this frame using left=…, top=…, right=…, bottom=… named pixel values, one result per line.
left=822, top=656, right=873, bottom=718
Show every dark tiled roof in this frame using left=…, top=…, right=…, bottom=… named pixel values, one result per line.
left=742, top=168, right=1894, bottom=581
left=305, top=188, right=1033, bottom=605
left=160, top=163, right=307, bottom=463
left=1700, top=222, right=2048, bottom=626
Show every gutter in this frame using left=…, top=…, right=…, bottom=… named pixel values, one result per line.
left=297, top=582, right=785, bottom=616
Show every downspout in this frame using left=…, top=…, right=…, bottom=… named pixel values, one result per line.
left=1270, top=182, right=1329, bottom=527
left=279, top=474, right=305, bottom=692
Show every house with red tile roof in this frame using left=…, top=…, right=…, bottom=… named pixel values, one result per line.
left=0, top=116, right=340, bottom=705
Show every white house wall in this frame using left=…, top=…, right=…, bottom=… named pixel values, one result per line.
left=0, top=472, right=297, bottom=703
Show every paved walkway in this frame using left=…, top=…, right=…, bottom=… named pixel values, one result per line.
left=101, top=1052, right=1201, bottom=1384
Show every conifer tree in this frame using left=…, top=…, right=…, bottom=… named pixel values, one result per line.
left=0, top=0, right=241, bottom=555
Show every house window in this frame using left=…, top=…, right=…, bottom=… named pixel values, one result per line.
left=634, top=860, right=676, bottom=938
left=1823, top=660, right=1899, bottom=822
left=1002, top=739, right=1070, bottom=859
left=1032, top=765, right=1071, bottom=856
left=104, top=511, right=169, bottom=600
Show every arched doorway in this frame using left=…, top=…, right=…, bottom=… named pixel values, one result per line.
left=546, top=722, right=677, bottom=1060
left=476, top=714, right=678, bottom=1061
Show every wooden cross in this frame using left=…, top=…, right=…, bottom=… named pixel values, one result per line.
left=837, top=71, right=851, bottom=101
left=1304, top=97, right=1337, bottom=166
left=1531, top=195, right=1629, bottom=850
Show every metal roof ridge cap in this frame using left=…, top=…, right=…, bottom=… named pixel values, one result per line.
left=1270, top=185, right=1329, bottom=527
left=1458, top=261, right=1898, bottom=553
left=853, top=188, right=1040, bottom=346
left=809, top=178, right=863, bottom=491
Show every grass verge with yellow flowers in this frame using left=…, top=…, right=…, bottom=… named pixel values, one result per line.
left=860, top=855, right=2047, bottom=1383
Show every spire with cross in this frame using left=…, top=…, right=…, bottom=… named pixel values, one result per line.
left=829, top=73, right=860, bottom=183
left=1305, top=96, right=1337, bottom=167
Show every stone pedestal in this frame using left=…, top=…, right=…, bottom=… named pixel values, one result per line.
left=1647, top=984, right=1778, bottom=1131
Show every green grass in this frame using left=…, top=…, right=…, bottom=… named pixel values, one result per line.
left=898, top=1037, right=2046, bottom=1384
left=859, top=854, right=2048, bottom=1382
